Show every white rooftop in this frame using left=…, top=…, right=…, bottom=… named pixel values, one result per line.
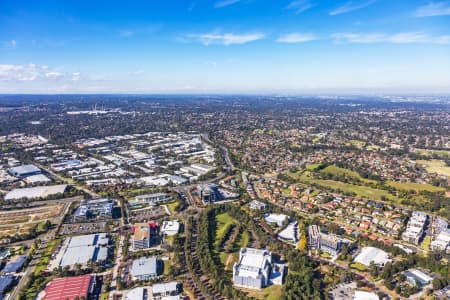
left=235, top=248, right=271, bottom=279
left=126, top=287, right=146, bottom=300
left=5, top=184, right=67, bottom=200
left=354, top=247, right=391, bottom=267
left=264, top=213, right=288, bottom=226
left=161, top=220, right=180, bottom=236
left=354, top=291, right=379, bottom=300
left=152, top=281, right=179, bottom=294
left=24, top=174, right=51, bottom=184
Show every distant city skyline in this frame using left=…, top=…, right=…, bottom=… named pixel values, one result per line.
left=1, top=0, right=450, bottom=94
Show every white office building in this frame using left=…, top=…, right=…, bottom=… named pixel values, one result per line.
left=233, top=248, right=272, bottom=289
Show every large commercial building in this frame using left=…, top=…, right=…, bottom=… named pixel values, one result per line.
left=161, top=220, right=180, bottom=236
left=125, top=287, right=147, bottom=300
left=431, top=230, right=450, bottom=252
left=277, top=221, right=299, bottom=244
left=131, top=257, right=159, bottom=281
left=249, top=200, right=267, bottom=210
left=198, top=184, right=217, bottom=203
left=132, top=193, right=173, bottom=207
left=7, top=164, right=41, bottom=178
left=402, top=211, right=428, bottom=245
left=73, top=198, right=114, bottom=221
left=59, top=233, right=108, bottom=267
left=354, top=247, right=391, bottom=267
left=404, top=269, right=433, bottom=287
left=4, top=184, right=68, bottom=201
left=24, top=174, right=51, bottom=184
left=132, top=222, right=160, bottom=250
left=41, top=275, right=95, bottom=300
left=308, top=225, right=345, bottom=256
left=233, top=248, right=272, bottom=289
left=264, top=213, right=289, bottom=227
left=151, top=282, right=180, bottom=300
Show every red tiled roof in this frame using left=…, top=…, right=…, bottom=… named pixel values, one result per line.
left=42, top=275, right=94, bottom=300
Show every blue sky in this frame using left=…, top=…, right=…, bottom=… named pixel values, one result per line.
left=1, top=0, right=450, bottom=94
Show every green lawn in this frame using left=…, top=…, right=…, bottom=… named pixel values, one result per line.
left=215, top=213, right=237, bottom=246
left=416, top=160, right=450, bottom=177
left=167, top=201, right=181, bottom=214
left=420, top=236, right=431, bottom=252
left=100, top=293, right=109, bottom=300
left=281, top=188, right=291, bottom=195
left=366, top=145, right=380, bottom=151
left=346, top=139, right=366, bottom=149
left=238, top=230, right=250, bottom=248
left=350, top=262, right=368, bottom=272
left=305, top=164, right=323, bottom=171
left=214, top=213, right=251, bottom=266
left=285, top=170, right=399, bottom=202
left=387, top=181, right=446, bottom=193
left=23, top=239, right=61, bottom=299
left=415, top=149, right=450, bottom=158
left=319, top=165, right=377, bottom=185
left=312, top=179, right=398, bottom=202
left=244, top=284, right=284, bottom=300
left=34, top=238, right=61, bottom=274
left=163, top=260, right=170, bottom=275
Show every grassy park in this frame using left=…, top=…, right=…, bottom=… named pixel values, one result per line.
left=416, top=160, right=450, bottom=177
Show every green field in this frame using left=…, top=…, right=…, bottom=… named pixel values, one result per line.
left=415, top=149, right=450, bottom=158
left=350, top=262, right=368, bottom=272
left=366, top=145, right=380, bottom=151
left=420, top=236, right=431, bottom=253
left=416, top=160, right=450, bottom=177
left=319, top=165, right=377, bottom=185
left=281, top=187, right=291, bottom=195
left=23, top=239, right=61, bottom=299
left=167, top=200, right=181, bottom=214
left=387, top=181, right=446, bottom=193
left=346, top=139, right=366, bottom=149
left=286, top=170, right=399, bottom=202
left=215, top=213, right=237, bottom=247
left=214, top=213, right=250, bottom=266
left=305, top=164, right=323, bottom=171
left=314, top=179, right=398, bottom=202
left=244, top=284, right=284, bottom=300
left=34, top=239, right=61, bottom=274
left=163, top=260, right=170, bottom=275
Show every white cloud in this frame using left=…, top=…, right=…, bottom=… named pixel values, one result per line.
left=330, top=0, right=376, bottom=15
left=415, top=1, right=450, bottom=17
left=0, top=64, right=74, bottom=81
left=285, top=0, right=315, bottom=14
left=332, top=32, right=450, bottom=44
left=45, top=72, right=64, bottom=79
left=0, top=64, right=38, bottom=81
left=215, top=0, right=240, bottom=8
left=72, top=72, right=81, bottom=81
left=189, top=32, right=265, bottom=46
left=276, top=33, right=317, bottom=43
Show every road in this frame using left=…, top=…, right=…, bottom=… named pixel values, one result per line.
left=109, top=234, right=125, bottom=300
left=201, top=133, right=235, bottom=172
left=9, top=227, right=59, bottom=300
left=34, top=161, right=99, bottom=198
